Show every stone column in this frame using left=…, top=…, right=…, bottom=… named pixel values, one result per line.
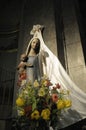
left=62, top=0, right=86, bottom=91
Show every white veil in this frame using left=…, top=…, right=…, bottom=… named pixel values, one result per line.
left=26, top=25, right=86, bottom=128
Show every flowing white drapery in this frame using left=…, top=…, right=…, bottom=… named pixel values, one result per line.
left=26, top=25, right=86, bottom=128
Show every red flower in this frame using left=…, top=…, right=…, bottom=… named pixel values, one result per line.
left=46, top=79, right=52, bottom=87
left=52, top=83, right=61, bottom=90
left=52, top=93, right=58, bottom=102
left=20, top=72, right=27, bottom=80
left=18, top=72, right=27, bottom=81
left=55, top=83, right=61, bottom=89
left=52, top=86, right=57, bottom=90
left=24, top=106, right=32, bottom=116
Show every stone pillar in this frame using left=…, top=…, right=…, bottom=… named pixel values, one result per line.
left=62, top=0, right=86, bottom=91
left=12, top=0, right=27, bottom=117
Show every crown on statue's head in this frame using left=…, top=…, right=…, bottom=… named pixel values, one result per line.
left=30, top=24, right=44, bottom=35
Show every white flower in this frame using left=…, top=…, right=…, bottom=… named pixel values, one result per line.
left=21, top=80, right=26, bottom=86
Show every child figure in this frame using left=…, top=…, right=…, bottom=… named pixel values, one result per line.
left=17, top=53, right=34, bottom=87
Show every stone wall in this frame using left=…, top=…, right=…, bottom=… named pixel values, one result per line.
left=62, top=0, right=86, bottom=92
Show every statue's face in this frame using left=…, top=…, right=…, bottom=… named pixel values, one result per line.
left=31, top=38, right=40, bottom=49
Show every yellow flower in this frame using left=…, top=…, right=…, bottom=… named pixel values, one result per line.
left=60, top=89, right=66, bottom=94
left=16, top=97, right=25, bottom=107
left=18, top=109, right=25, bottom=116
left=33, top=80, right=40, bottom=87
left=21, top=79, right=26, bottom=86
left=64, top=99, right=72, bottom=108
left=41, top=108, right=50, bottom=120
left=60, top=89, right=70, bottom=95
left=38, top=88, right=45, bottom=96
left=57, top=99, right=65, bottom=110
left=43, top=80, right=47, bottom=86
left=31, top=110, right=40, bottom=120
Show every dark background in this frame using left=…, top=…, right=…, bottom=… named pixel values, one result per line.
left=0, top=0, right=86, bottom=52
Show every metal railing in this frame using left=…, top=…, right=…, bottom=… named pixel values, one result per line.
left=0, top=67, right=15, bottom=119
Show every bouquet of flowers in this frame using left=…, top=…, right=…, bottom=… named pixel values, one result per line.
left=15, top=72, right=72, bottom=129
